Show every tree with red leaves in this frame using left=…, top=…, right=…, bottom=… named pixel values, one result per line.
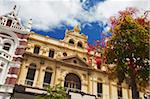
left=86, top=41, right=103, bottom=69
left=105, top=8, right=150, bottom=99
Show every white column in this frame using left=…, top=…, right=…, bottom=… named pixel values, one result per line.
left=82, top=81, right=88, bottom=93
left=17, top=62, right=29, bottom=85
left=122, top=88, right=128, bottom=99
left=33, top=69, right=39, bottom=87
left=0, top=61, right=9, bottom=84
left=111, top=84, right=117, bottom=99
left=103, top=83, right=109, bottom=99
left=139, top=92, right=144, bottom=99
left=36, top=66, right=45, bottom=88
left=0, top=95, right=3, bottom=99
left=89, top=76, right=93, bottom=94
left=93, top=76, right=97, bottom=96
left=128, top=89, right=132, bottom=99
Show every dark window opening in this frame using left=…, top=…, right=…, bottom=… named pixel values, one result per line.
left=64, top=73, right=81, bottom=90
left=26, top=69, right=35, bottom=80
left=69, top=39, right=74, bottom=44
left=63, top=52, right=67, bottom=56
left=3, top=43, right=11, bottom=51
left=43, top=71, right=52, bottom=88
left=97, top=65, right=101, bottom=69
left=25, top=64, right=36, bottom=86
left=117, top=85, right=122, bottom=99
left=83, top=57, right=86, bottom=61
left=97, top=83, right=103, bottom=97
left=1, top=62, right=5, bottom=67
left=77, top=42, right=83, bottom=48
left=44, top=72, right=52, bottom=84
left=49, top=50, right=55, bottom=58
left=73, top=60, right=77, bottom=64
left=33, top=46, right=40, bottom=54
left=6, top=19, right=12, bottom=27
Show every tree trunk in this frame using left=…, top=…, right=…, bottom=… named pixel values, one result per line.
left=131, top=75, right=139, bottom=99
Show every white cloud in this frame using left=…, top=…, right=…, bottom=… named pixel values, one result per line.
left=0, top=0, right=82, bottom=31
left=0, top=0, right=149, bottom=31
left=95, top=0, right=149, bottom=20
left=94, top=0, right=150, bottom=29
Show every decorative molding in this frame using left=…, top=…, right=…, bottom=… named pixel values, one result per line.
left=7, top=74, right=18, bottom=78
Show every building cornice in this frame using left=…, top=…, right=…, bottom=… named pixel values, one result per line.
left=24, top=52, right=108, bottom=75
left=0, top=25, right=28, bottom=34
left=28, top=33, right=87, bottom=54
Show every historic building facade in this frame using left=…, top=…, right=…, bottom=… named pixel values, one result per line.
left=0, top=5, right=149, bottom=99
left=0, top=6, right=31, bottom=99
left=12, top=25, right=149, bottom=99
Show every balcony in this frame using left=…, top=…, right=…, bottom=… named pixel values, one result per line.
left=25, top=79, right=34, bottom=86
left=65, top=87, right=81, bottom=93
left=43, top=83, right=50, bottom=89
left=0, top=50, right=12, bottom=61
left=0, top=19, right=24, bottom=31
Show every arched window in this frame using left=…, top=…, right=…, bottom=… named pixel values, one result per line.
left=25, top=63, right=36, bottom=86
left=43, top=67, right=53, bottom=88
left=64, top=73, right=81, bottom=90
left=63, top=52, right=67, bottom=56
left=97, top=82, right=103, bottom=97
left=49, top=49, right=55, bottom=58
left=3, top=42, right=11, bottom=51
left=77, top=41, right=83, bottom=48
left=69, top=39, right=74, bottom=45
left=6, top=19, right=12, bottom=27
left=33, top=46, right=40, bottom=54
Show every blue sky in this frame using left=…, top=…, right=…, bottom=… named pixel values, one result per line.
left=32, top=0, right=108, bottom=44
left=33, top=21, right=106, bottom=44
left=0, top=0, right=149, bottom=44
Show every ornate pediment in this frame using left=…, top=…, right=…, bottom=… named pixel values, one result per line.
left=0, top=5, right=32, bottom=32
left=60, top=55, right=89, bottom=67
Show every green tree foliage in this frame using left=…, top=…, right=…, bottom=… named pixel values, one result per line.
left=105, top=8, right=150, bottom=99
left=36, top=84, right=66, bottom=99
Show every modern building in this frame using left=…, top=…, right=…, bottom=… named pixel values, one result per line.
left=0, top=6, right=31, bottom=99
left=12, top=25, right=149, bottom=99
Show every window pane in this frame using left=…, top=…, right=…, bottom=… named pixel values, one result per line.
left=6, top=19, right=12, bottom=27
left=3, top=43, right=11, bottom=51
left=69, top=39, right=74, bottom=44
left=97, top=83, right=102, bottom=97
left=64, top=73, right=81, bottom=90
left=77, top=42, right=82, bottom=48
left=63, top=52, right=67, bottom=56
left=118, top=86, right=122, bottom=98
left=26, top=68, right=36, bottom=80
left=49, top=50, right=54, bottom=58
left=33, top=46, right=40, bottom=54
left=44, top=72, right=52, bottom=83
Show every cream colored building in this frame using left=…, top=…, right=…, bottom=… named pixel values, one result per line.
left=12, top=25, right=149, bottom=99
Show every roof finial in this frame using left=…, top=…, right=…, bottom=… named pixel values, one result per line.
left=13, top=5, right=17, bottom=10
left=26, top=19, right=32, bottom=32
left=16, top=6, right=21, bottom=16
left=74, top=24, right=80, bottom=33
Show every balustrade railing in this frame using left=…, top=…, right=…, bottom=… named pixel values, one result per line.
left=25, top=79, right=34, bottom=86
